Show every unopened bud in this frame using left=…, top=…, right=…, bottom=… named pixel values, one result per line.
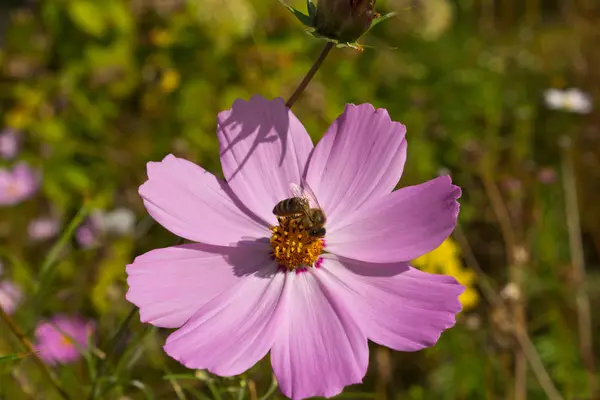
left=314, top=0, right=377, bottom=43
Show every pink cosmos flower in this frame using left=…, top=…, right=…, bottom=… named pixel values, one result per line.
left=126, top=96, right=463, bottom=399
left=35, top=315, right=94, bottom=365
left=0, top=163, right=39, bottom=206
left=0, top=280, right=23, bottom=315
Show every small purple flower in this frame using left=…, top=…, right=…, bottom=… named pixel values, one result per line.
left=76, top=222, right=99, bottom=249
left=127, top=96, right=463, bottom=399
left=0, top=163, right=39, bottom=206
left=537, top=167, right=557, bottom=185
left=502, top=177, right=522, bottom=195
left=0, top=129, right=20, bottom=159
left=28, top=217, right=61, bottom=241
left=0, top=280, right=23, bottom=315
left=35, top=315, right=94, bottom=365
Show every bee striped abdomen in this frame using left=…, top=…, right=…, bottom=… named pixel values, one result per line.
left=273, top=197, right=307, bottom=217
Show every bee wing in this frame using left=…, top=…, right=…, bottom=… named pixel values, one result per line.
left=299, top=177, right=323, bottom=210
left=290, top=183, right=306, bottom=200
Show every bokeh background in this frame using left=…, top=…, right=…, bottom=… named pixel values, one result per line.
left=1, top=0, right=599, bottom=398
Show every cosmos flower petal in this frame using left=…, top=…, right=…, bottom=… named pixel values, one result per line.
left=139, top=154, right=267, bottom=246
left=0, top=162, right=39, bottom=206
left=305, top=104, right=407, bottom=229
left=271, top=270, right=369, bottom=400
left=217, top=95, right=314, bottom=225
left=326, top=176, right=461, bottom=263
left=321, top=255, right=463, bottom=351
left=164, top=262, right=287, bottom=376
left=126, top=241, right=271, bottom=328
left=35, top=315, right=94, bottom=365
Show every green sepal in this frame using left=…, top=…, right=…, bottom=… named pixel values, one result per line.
left=306, top=0, right=317, bottom=18
left=305, top=30, right=365, bottom=51
left=367, top=11, right=398, bottom=33
left=278, top=0, right=315, bottom=28
left=307, top=30, right=399, bottom=51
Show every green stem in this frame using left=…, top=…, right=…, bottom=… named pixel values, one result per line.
left=0, top=305, right=71, bottom=400
left=286, top=42, right=334, bottom=109
left=88, top=306, right=137, bottom=399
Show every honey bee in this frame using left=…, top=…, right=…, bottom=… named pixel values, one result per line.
left=272, top=178, right=327, bottom=238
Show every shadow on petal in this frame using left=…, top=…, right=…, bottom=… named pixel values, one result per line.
left=219, top=95, right=291, bottom=181
left=218, top=179, right=270, bottom=227
left=226, top=237, right=279, bottom=279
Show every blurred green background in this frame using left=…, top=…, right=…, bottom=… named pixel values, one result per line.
left=1, top=0, right=599, bottom=398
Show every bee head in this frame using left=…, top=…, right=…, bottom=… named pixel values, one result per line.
left=309, top=209, right=327, bottom=224
left=308, top=227, right=327, bottom=238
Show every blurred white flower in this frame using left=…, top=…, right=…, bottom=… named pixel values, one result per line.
left=500, top=282, right=521, bottom=301
left=464, top=314, right=482, bottom=331
left=91, top=207, right=136, bottom=236
left=544, top=88, right=593, bottom=114
left=76, top=207, right=136, bottom=249
left=28, top=217, right=60, bottom=241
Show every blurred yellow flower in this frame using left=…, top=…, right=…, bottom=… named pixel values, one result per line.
left=193, top=0, right=256, bottom=44
left=149, top=29, right=174, bottom=47
left=412, top=238, right=479, bottom=310
left=5, top=108, right=31, bottom=130
left=160, top=69, right=180, bottom=93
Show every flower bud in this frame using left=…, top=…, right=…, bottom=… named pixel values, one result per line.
left=314, top=0, right=377, bottom=43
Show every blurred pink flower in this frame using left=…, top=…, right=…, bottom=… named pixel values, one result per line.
left=537, top=167, right=557, bottom=185
left=35, top=315, right=94, bottom=365
left=0, top=163, right=39, bottom=206
left=126, top=96, right=463, bottom=399
left=0, top=280, right=23, bottom=314
left=502, top=177, right=522, bottom=195
left=0, top=129, right=20, bottom=159
left=76, top=222, right=99, bottom=249
left=28, top=217, right=60, bottom=241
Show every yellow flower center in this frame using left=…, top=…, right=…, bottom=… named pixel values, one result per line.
left=60, top=335, right=74, bottom=348
left=270, top=216, right=324, bottom=270
left=7, top=182, right=20, bottom=196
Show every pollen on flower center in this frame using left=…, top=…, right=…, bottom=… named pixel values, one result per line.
left=60, top=335, right=74, bottom=347
left=6, top=183, right=20, bottom=196
left=270, top=216, right=324, bottom=270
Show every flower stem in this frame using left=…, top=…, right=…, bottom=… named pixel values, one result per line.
left=0, top=305, right=71, bottom=400
left=286, top=42, right=334, bottom=109
left=88, top=306, right=137, bottom=400
left=561, top=141, right=597, bottom=398
left=453, top=226, right=565, bottom=400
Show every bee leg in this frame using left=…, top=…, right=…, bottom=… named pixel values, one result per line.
left=301, top=215, right=311, bottom=230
